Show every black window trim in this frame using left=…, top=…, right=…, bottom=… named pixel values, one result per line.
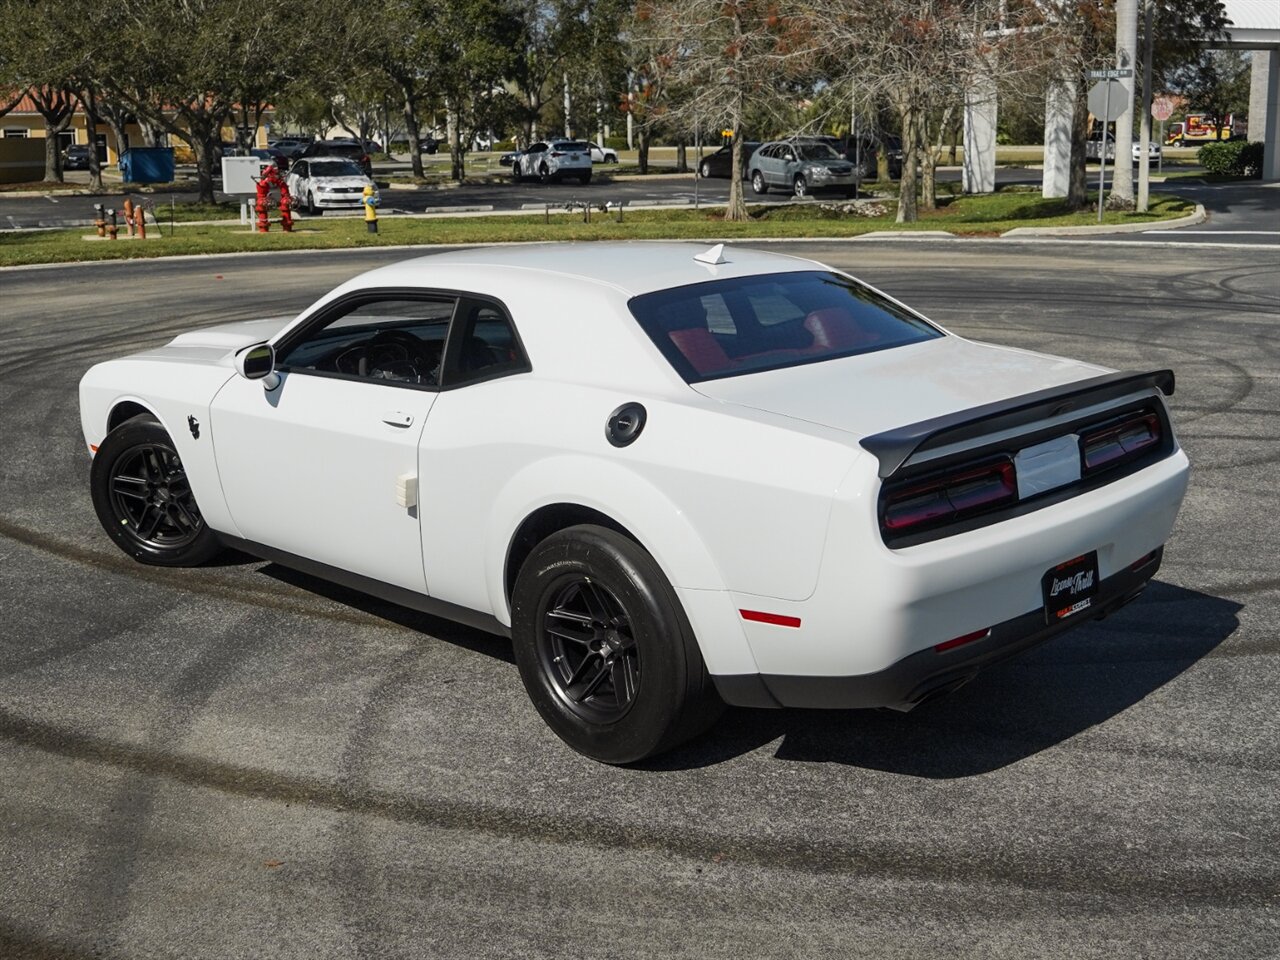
left=272, top=286, right=532, bottom=393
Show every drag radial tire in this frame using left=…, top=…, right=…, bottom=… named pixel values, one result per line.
left=89, top=414, right=222, bottom=567
left=510, top=525, right=723, bottom=764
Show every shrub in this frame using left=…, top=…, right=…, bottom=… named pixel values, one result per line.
left=1197, top=139, right=1263, bottom=177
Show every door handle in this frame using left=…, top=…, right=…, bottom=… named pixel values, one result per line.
left=382, top=411, right=413, bottom=428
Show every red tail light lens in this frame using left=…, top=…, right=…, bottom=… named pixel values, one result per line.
left=1081, top=412, right=1161, bottom=473
left=883, top=460, right=1016, bottom=533
left=551, top=151, right=564, bottom=157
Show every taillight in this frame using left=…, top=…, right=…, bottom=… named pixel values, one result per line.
left=551, top=151, right=564, bottom=158
left=882, top=459, right=1016, bottom=533
left=1080, top=412, right=1161, bottom=473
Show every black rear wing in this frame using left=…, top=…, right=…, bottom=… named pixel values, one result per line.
left=860, top=369, right=1175, bottom=479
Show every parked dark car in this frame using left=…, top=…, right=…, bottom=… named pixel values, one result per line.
left=61, top=144, right=92, bottom=170
left=297, top=139, right=373, bottom=176
left=696, top=141, right=761, bottom=179
left=268, top=137, right=313, bottom=160
left=815, top=134, right=903, bottom=180
left=419, top=135, right=438, bottom=155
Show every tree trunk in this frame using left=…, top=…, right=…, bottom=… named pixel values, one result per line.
left=80, top=90, right=105, bottom=192
left=896, top=106, right=920, bottom=223
left=1067, top=84, right=1090, bottom=209
left=675, top=141, right=687, bottom=173
left=186, top=122, right=220, bottom=203
left=877, top=145, right=890, bottom=182
left=725, top=118, right=748, bottom=222
left=43, top=129, right=63, bottom=182
left=921, top=105, right=953, bottom=211
left=637, top=123, right=650, bottom=174
left=402, top=85, right=424, bottom=178
left=446, top=100, right=464, bottom=181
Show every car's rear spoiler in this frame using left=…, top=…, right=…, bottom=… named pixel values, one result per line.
left=860, top=369, right=1175, bottom=479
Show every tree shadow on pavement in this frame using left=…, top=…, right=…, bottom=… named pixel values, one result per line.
left=648, top=581, right=1240, bottom=778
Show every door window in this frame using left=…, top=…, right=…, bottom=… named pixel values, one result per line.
left=442, top=298, right=530, bottom=387
left=277, top=296, right=457, bottom=387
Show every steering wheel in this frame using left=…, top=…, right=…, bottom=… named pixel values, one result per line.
left=363, top=329, right=434, bottom=383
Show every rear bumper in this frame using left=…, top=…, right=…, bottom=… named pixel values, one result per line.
left=714, top=547, right=1162, bottom=710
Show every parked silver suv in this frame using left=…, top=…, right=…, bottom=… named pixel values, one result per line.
left=748, top=139, right=857, bottom=198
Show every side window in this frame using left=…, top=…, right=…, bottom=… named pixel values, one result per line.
left=444, top=299, right=530, bottom=387
left=277, top=295, right=456, bottom=387
left=292, top=160, right=307, bottom=178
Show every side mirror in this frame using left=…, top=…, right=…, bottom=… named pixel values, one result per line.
left=235, top=342, right=280, bottom=389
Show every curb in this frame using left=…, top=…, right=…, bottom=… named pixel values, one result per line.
left=1000, top=203, right=1206, bottom=237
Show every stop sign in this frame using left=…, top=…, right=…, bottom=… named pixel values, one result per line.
left=1152, top=97, right=1175, bottom=122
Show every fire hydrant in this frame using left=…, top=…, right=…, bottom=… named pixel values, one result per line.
left=93, top=203, right=106, bottom=238
left=362, top=184, right=379, bottom=234
left=122, top=197, right=135, bottom=237
left=255, top=176, right=271, bottom=233
left=134, top=203, right=146, bottom=239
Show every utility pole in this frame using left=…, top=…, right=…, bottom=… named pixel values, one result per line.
left=1111, top=0, right=1139, bottom=204
left=1137, top=0, right=1154, bottom=211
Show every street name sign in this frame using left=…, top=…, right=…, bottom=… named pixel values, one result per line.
left=1087, top=68, right=1134, bottom=80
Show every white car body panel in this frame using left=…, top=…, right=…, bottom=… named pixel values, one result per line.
left=210, top=373, right=436, bottom=593
left=287, top=163, right=372, bottom=211
left=78, top=242, right=1190, bottom=710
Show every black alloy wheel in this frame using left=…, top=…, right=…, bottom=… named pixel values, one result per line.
left=511, top=525, right=723, bottom=764
left=90, top=415, right=221, bottom=566
left=538, top=576, right=639, bottom=724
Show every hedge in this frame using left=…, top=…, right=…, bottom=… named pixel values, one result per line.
left=1197, top=140, right=1264, bottom=177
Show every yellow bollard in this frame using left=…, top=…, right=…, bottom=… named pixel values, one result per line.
left=362, top=184, right=379, bottom=234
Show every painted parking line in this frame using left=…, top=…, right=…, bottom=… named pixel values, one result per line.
left=1146, top=230, right=1280, bottom=236
left=44, top=196, right=59, bottom=203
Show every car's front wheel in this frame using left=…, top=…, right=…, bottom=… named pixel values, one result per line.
left=90, top=415, right=221, bottom=567
left=793, top=174, right=808, bottom=198
left=751, top=170, right=767, bottom=194
left=307, top=193, right=322, bottom=216
left=699, top=160, right=711, bottom=179
left=511, top=525, right=723, bottom=764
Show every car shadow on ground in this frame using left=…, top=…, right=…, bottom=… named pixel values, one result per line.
left=256, top=562, right=516, bottom=664
left=647, top=581, right=1240, bottom=778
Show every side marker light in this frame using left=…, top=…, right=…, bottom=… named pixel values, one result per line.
left=740, top=609, right=801, bottom=628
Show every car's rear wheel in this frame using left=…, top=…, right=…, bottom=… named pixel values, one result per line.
left=751, top=170, right=768, bottom=194
left=90, top=415, right=221, bottom=567
left=511, top=161, right=521, bottom=181
left=511, top=525, right=723, bottom=764
left=793, top=174, right=808, bottom=198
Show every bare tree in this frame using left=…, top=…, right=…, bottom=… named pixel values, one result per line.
left=817, top=0, right=1055, bottom=222
left=633, top=0, right=817, bottom=220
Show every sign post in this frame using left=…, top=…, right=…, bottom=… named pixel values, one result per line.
left=1087, top=69, right=1133, bottom=223
left=1152, top=96, right=1175, bottom=178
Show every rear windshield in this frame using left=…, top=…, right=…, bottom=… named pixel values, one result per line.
left=628, top=270, right=942, bottom=382
left=552, top=142, right=588, bottom=152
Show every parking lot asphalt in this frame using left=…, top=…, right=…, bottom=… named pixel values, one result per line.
left=1, top=241, right=1278, bottom=959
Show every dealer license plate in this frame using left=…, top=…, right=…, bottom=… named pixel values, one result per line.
left=1042, top=551, right=1100, bottom=624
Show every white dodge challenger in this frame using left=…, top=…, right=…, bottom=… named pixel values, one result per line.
left=79, top=243, right=1189, bottom=763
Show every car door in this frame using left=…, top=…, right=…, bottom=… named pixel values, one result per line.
left=209, top=293, right=455, bottom=594
left=287, top=159, right=309, bottom=198
left=775, top=145, right=798, bottom=186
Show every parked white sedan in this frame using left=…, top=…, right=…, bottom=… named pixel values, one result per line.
left=510, top=140, right=592, bottom=183
left=79, top=243, right=1189, bottom=763
left=286, top=157, right=376, bottom=214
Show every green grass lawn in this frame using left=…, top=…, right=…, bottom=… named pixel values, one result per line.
left=0, top=191, right=1196, bottom=268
